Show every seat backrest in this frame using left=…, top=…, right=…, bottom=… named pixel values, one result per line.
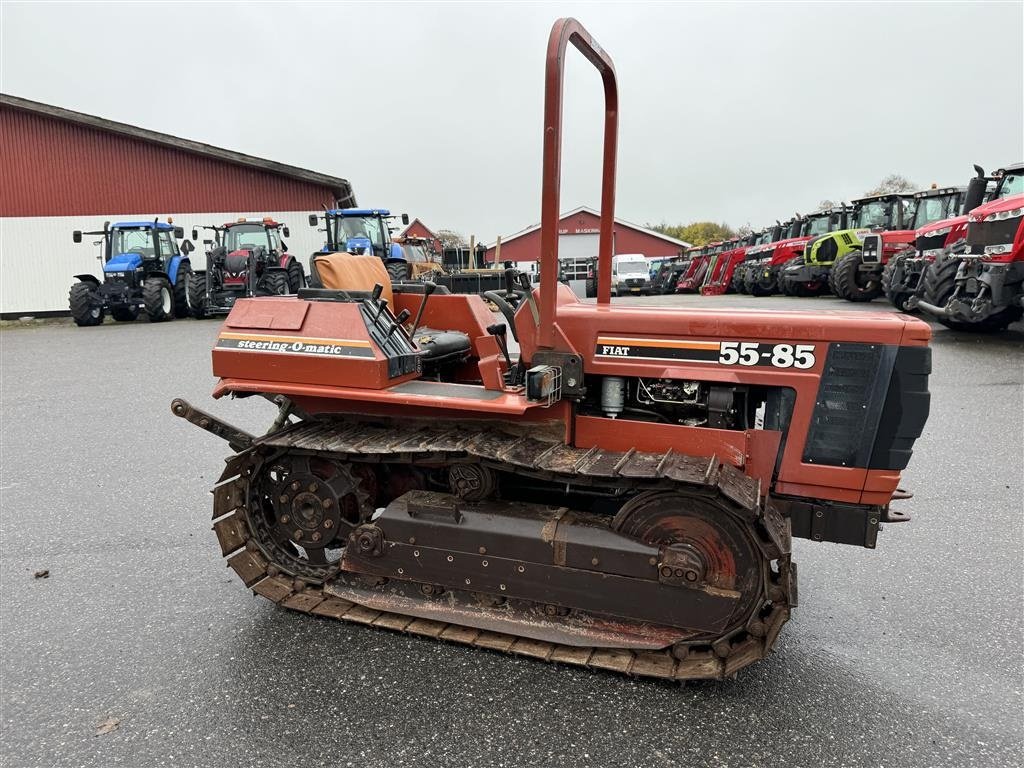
left=312, top=253, right=393, bottom=305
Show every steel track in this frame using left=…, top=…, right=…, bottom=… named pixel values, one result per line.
left=210, top=419, right=795, bottom=681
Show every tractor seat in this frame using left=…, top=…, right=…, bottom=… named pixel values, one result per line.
left=311, top=253, right=393, bottom=304
left=310, top=253, right=471, bottom=371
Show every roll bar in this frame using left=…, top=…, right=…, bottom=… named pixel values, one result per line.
left=538, top=18, right=618, bottom=349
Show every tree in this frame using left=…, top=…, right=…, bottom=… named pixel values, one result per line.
left=818, top=199, right=837, bottom=210
left=435, top=229, right=467, bottom=248
left=864, top=174, right=916, bottom=196
left=736, top=223, right=753, bottom=237
left=648, top=221, right=735, bottom=246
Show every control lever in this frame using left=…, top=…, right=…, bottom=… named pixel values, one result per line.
left=487, top=323, right=513, bottom=370
left=385, top=309, right=411, bottom=339
left=409, top=281, right=437, bottom=336
left=517, top=271, right=540, bottom=324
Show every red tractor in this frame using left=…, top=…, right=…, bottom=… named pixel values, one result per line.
left=916, top=163, right=1024, bottom=331
left=886, top=166, right=995, bottom=311
left=701, top=232, right=758, bottom=295
left=731, top=223, right=787, bottom=294
left=677, top=241, right=727, bottom=293
left=174, top=19, right=932, bottom=682
left=187, top=218, right=304, bottom=318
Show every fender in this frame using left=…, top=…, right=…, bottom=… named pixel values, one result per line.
left=74, top=274, right=100, bottom=286
left=166, top=255, right=191, bottom=284
left=383, top=256, right=408, bottom=265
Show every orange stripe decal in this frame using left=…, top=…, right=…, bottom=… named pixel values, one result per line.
left=596, top=336, right=720, bottom=350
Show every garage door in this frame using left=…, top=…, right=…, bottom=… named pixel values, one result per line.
left=558, top=233, right=600, bottom=259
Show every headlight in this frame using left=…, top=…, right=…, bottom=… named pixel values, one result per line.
left=925, top=225, right=953, bottom=238
left=983, top=208, right=1023, bottom=222
left=983, top=244, right=1014, bottom=255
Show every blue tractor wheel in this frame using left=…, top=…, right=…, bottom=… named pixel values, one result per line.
left=69, top=281, right=104, bottom=327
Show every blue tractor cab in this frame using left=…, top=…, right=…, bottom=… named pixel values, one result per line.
left=308, top=208, right=412, bottom=281
left=69, top=219, right=194, bottom=326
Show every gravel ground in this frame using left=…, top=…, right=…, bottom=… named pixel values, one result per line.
left=1, top=295, right=1021, bottom=768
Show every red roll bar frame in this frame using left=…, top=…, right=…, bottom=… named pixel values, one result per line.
left=538, top=18, right=619, bottom=349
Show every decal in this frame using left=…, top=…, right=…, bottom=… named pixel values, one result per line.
left=595, top=336, right=816, bottom=369
left=217, top=332, right=374, bottom=359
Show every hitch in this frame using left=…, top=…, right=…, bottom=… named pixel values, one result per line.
left=170, top=398, right=254, bottom=452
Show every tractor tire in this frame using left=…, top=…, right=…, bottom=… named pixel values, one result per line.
left=187, top=272, right=208, bottom=319
left=69, top=282, right=104, bottom=327
left=110, top=305, right=139, bottom=322
left=387, top=261, right=410, bottom=282
left=882, top=256, right=912, bottom=312
left=832, top=251, right=882, bottom=302
left=286, top=259, right=305, bottom=293
left=143, top=277, right=174, bottom=322
left=262, top=271, right=289, bottom=296
left=173, top=261, right=191, bottom=318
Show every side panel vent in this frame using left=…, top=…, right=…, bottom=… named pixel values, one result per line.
left=802, top=343, right=895, bottom=468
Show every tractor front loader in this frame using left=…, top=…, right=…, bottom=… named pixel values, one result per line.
left=175, top=19, right=932, bottom=682
left=187, top=218, right=303, bottom=318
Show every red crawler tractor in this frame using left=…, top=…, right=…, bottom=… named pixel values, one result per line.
left=174, top=19, right=932, bottom=681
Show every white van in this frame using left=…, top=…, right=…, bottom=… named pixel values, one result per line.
left=611, top=253, right=652, bottom=296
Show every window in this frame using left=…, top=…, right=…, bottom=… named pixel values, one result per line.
left=157, top=230, right=177, bottom=258
left=224, top=224, right=271, bottom=252
left=111, top=228, right=155, bottom=258
left=998, top=171, right=1023, bottom=199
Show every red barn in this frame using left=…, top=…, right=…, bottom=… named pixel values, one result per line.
left=485, top=206, right=690, bottom=266
left=397, top=218, right=443, bottom=255
left=0, top=93, right=355, bottom=315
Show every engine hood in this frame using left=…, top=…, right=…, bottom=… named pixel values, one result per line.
left=967, top=192, right=1024, bottom=220
left=916, top=215, right=968, bottom=238
left=103, top=252, right=143, bottom=272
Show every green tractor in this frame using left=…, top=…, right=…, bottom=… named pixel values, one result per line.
left=782, top=194, right=916, bottom=297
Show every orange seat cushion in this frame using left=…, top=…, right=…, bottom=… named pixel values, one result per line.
left=312, top=253, right=393, bottom=305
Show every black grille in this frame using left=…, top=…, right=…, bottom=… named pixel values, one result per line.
left=861, top=234, right=882, bottom=263
left=966, top=217, right=1021, bottom=254
left=916, top=233, right=946, bottom=252
left=803, top=343, right=894, bottom=468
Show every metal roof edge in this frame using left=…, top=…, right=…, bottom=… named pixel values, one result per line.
left=0, top=92, right=356, bottom=206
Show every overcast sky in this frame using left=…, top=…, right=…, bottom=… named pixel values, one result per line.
left=2, top=1, right=1022, bottom=240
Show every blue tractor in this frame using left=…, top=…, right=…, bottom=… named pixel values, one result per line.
left=308, top=208, right=411, bottom=281
left=69, top=219, right=193, bottom=325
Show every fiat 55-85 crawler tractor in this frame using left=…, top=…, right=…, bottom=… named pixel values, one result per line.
left=174, top=19, right=932, bottom=681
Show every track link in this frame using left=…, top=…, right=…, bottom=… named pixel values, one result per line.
left=210, top=419, right=795, bottom=681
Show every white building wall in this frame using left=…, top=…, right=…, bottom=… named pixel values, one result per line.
left=0, top=210, right=329, bottom=315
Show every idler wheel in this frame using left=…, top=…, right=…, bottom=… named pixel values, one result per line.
left=612, top=490, right=767, bottom=632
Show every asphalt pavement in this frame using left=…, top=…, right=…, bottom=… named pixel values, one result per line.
left=1, top=295, right=1021, bottom=768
